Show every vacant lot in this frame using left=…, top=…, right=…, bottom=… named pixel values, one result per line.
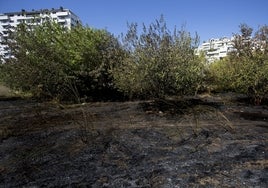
left=0, top=94, right=267, bottom=187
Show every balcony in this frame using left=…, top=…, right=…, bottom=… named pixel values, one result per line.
left=56, top=11, right=68, bottom=16
left=57, top=19, right=66, bottom=24
left=1, top=32, right=9, bottom=38
left=0, top=21, right=9, bottom=26
left=207, top=49, right=219, bottom=55
left=0, top=15, right=9, bottom=20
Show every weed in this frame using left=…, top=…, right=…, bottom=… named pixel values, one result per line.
left=74, top=107, right=99, bottom=144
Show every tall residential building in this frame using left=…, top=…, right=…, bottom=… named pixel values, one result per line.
left=0, top=7, right=81, bottom=61
left=196, top=37, right=235, bottom=62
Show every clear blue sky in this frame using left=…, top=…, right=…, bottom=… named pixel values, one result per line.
left=0, top=0, right=267, bottom=42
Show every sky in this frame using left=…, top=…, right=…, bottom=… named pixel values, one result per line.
left=0, top=0, right=267, bottom=42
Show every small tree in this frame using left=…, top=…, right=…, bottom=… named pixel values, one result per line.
left=210, top=24, right=268, bottom=104
left=1, top=22, right=70, bottom=99
left=1, top=21, right=124, bottom=101
left=112, top=16, right=204, bottom=99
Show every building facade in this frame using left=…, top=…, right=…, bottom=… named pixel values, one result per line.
left=0, top=7, right=81, bottom=61
left=196, top=37, right=235, bottom=62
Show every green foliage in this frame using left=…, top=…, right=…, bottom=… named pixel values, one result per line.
left=1, top=21, right=123, bottom=101
left=112, top=16, right=204, bottom=98
left=209, top=24, right=268, bottom=104
left=2, top=17, right=266, bottom=104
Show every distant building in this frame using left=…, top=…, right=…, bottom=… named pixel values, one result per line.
left=0, top=7, right=81, bottom=61
left=196, top=37, right=235, bottom=62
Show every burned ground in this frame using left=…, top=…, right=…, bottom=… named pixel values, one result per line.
left=0, top=94, right=267, bottom=187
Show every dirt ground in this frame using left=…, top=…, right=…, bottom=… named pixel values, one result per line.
left=0, top=94, right=267, bottom=187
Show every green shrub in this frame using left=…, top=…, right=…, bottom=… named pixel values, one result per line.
left=1, top=21, right=123, bottom=101
left=209, top=24, right=268, bottom=104
left=112, top=16, right=204, bottom=99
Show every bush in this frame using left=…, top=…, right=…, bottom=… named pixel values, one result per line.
left=0, top=21, right=124, bottom=101
left=209, top=24, right=268, bottom=104
left=112, top=16, right=204, bottom=99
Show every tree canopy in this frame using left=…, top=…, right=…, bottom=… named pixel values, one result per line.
left=0, top=18, right=267, bottom=104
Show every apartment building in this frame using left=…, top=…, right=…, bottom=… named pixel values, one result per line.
left=196, top=37, right=235, bottom=62
left=0, top=7, right=81, bottom=61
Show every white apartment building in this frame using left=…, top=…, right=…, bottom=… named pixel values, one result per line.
left=0, top=7, right=81, bottom=61
left=196, top=37, right=235, bottom=62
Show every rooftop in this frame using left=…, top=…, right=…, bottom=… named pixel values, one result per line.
left=0, top=7, right=79, bottom=19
